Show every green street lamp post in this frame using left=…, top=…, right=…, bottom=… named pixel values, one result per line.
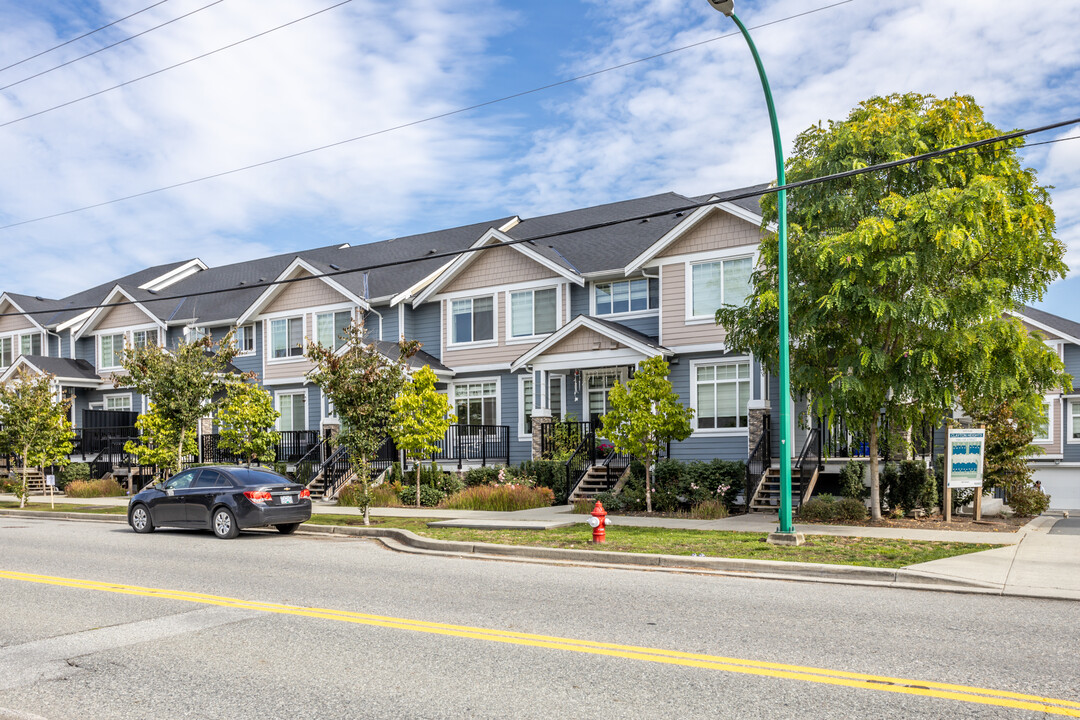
left=706, top=0, right=800, bottom=542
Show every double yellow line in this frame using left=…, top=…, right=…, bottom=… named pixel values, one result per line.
left=3, top=568, right=1078, bottom=716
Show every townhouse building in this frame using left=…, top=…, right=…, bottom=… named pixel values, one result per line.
left=1, top=185, right=1076, bottom=507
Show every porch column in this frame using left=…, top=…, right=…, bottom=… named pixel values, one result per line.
left=747, top=399, right=770, bottom=455
left=531, top=368, right=551, bottom=460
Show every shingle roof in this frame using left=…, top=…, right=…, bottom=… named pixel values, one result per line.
left=21, top=356, right=100, bottom=381
left=372, top=341, right=451, bottom=374
left=1020, top=305, right=1080, bottom=342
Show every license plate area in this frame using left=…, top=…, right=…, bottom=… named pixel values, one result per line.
left=280, top=495, right=295, bottom=505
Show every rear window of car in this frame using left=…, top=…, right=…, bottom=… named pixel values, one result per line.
left=228, top=468, right=290, bottom=486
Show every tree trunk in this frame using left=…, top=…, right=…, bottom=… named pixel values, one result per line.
left=20, top=443, right=29, bottom=509
left=415, top=458, right=421, bottom=508
left=645, top=458, right=653, bottom=514
left=177, top=427, right=186, bottom=475
left=869, top=422, right=881, bottom=521
left=361, top=456, right=370, bottom=526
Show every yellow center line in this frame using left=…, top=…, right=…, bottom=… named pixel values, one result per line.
left=3, top=569, right=1078, bottom=716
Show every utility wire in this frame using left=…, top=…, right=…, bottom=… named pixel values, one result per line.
left=0, top=0, right=354, bottom=130
left=0, top=0, right=854, bottom=232
left=0, top=0, right=172, bottom=74
left=0, top=0, right=228, bottom=94
left=2, top=113, right=1078, bottom=321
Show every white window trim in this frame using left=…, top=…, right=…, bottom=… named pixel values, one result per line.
left=16, top=331, right=44, bottom=357
left=588, top=278, right=660, bottom=319
left=275, top=390, right=308, bottom=432
left=684, top=254, right=755, bottom=323
left=96, top=332, right=128, bottom=371
left=265, top=316, right=306, bottom=365
left=313, top=308, right=355, bottom=351
left=506, top=285, right=562, bottom=345
left=93, top=324, right=164, bottom=371
left=689, top=356, right=752, bottom=436
left=321, top=395, right=339, bottom=426
left=447, top=294, right=498, bottom=350
left=104, top=393, right=133, bottom=412
left=448, top=376, right=501, bottom=426
left=235, top=324, right=256, bottom=356
left=88, top=401, right=104, bottom=411
left=518, top=373, right=566, bottom=440
left=1032, top=398, right=1054, bottom=444
left=1068, top=400, right=1080, bottom=445
left=0, top=335, right=14, bottom=368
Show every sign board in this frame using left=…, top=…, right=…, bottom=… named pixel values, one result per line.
left=946, top=429, right=986, bottom=489
left=45, top=474, right=56, bottom=487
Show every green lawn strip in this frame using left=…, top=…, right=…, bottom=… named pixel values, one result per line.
left=0, top=501, right=127, bottom=514
left=308, top=515, right=996, bottom=568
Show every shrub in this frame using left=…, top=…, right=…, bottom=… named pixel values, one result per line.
left=1008, top=485, right=1050, bottom=517
left=798, top=495, right=836, bottom=522
left=440, top=484, right=555, bottom=512
left=838, top=460, right=866, bottom=500
left=399, top=484, right=445, bottom=507
left=337, top=483, right=369, bottom=508
left=833, top=496, right=868, bottom=522
left=518, top=460, right=568, bottom=502
left=571, top=499, right=592, bottom=514
left=690, top=499, right=729, bottom=520
left=64, top=478, right=126, bottom=498
left=884, top=460, right=935, bottom=513
left=650, top=459, right=744, bottom=513
left=462, top=466, right=515, bottom=487
left=59, top=462, right=90, bottom=490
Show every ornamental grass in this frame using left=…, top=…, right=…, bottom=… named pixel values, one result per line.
left=439, top=484, right=555, bottom=512
left=64, top=478, right=126, bottom=498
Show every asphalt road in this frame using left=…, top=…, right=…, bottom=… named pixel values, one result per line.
left=1050, top=517, right=1080, bottom=536
left=1, top=517, right=1079, bottom=720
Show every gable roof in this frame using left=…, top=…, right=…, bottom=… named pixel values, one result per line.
left=72, top=286, right=165, bottom=340
left=0, top=355, right=101, bottom=386
left=235, top=257, right=371, bottom=326
left=509, top=315, right=670, bottom=372
left=1015, top=306, right=1080, bottom=345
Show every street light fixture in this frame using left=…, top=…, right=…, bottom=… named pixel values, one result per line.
left=705, top=0, right=801, bottom=544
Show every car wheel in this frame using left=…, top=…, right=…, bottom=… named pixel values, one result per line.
left=130, top=504, right=154, bottom=534
left=275, top=523, right=300, bottom=535
left=212, top=507, right=239, bottom=539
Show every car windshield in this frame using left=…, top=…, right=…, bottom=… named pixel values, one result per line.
left=229, top=468, right=289, bottom=486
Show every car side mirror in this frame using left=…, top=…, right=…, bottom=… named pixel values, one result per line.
left=165, top=488, right=174, bottom=496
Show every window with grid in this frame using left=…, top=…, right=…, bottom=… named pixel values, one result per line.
left=132, top=329, right=158, bottom=348
left=0, top=337, right=12, bottom=367
left=19, top=333, right=42, bottom=356
left=454, top=382, right=497, bottom=426
left=450, top=297, right=494, bottom=344
left=99, top=333, right=125, bottom=369
left=510, top=288, right=557, bottom=338
left=594, top=278, right=659, bottom=315
left=695, top=361, right=750, bottom=429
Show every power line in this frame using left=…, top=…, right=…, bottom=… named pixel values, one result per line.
left=0, top=0, right=228, bottom=94
left=0, top=0, right=172, bottom=74
left=0, top=0, right=354, bottom=130
left=0, top=0, right=855, bottom=233
left=2, top=113, right=1078, bottom=322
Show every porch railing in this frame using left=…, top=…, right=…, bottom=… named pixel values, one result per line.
left=796, top=426, right=822, bottom=505
left=73, top=426, right=138, bottom=460
left=745, top=414, right=771, bottom=512
left=430, top=425, right=509, bottom=468
left=540, top=421, right=592, bottom=458
left=563, top=430, right=596, bottom=504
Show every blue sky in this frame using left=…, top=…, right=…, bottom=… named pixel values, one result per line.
left=0, top=0, right=1077, bottom=316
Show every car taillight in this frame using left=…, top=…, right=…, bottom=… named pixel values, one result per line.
left=244, top=490, right=272, bottom=503
left=300, top=488, right=310, bottom=499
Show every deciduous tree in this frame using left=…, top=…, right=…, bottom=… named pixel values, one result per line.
left=0, top=370, right=75, bottom=507
left=217, top=381, right=280, bottom=467
left=124, top=403, right=198, bottom=474
left=390, top=365, right=455, bottom=507
left=600, top=356, right=693, bottom=513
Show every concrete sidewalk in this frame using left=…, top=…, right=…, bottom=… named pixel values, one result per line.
left=4, top=493, right=1079, bottom=599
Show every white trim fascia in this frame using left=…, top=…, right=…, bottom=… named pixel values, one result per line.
left=499, top=217, right=521, bottom=232
left=73, top=286, right=164, bottom=341
left=167, top=317, right=238, bottom=327
left=509, top=315, right=669, bottom=372
left=0, top=355, right=41, bottom=382
left=531, top=348, right=651, bottom=373
left=138, top=258, right=207, bottom=292
left=624, top=202, right=767, bottom=275
left=665, top=342, right=728, bottom=355
left=236, top=258, right=369, bottom=327
left=653, top=244, right=760, bottom=270
left=56, top=309, right=93, bottom=333
left=1008, top=310, right=1080, bottom=346
left=261, top=376, right=311, bottom=386
left=443, top=362, right=511, bottom=374
left=390, top=259, right=456, bottom=307
left=413, top=229, right=583, bottom=308
left=0, top=294, right=46, bottom=334
left=436, top=276, right=564, bottom=304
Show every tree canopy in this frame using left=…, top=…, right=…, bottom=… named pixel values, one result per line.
left=0, top=370, right=75, bottom=507
left=390, top=365, right=455, bottom=507
left=715, top=93, right=1068, bottom=519
left=217, top=381, right=280, bottom=467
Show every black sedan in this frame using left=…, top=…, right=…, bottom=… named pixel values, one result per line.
left=128, top=466, right=312, bottom=539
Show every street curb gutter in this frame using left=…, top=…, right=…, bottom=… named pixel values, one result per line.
left=5, top=509, right=1071, bottom=600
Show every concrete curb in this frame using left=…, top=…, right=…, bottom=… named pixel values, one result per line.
left=4, top=509, right=1074, bottom=600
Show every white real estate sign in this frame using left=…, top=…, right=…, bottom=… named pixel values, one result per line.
left=946, top=429, right=986, bottom=489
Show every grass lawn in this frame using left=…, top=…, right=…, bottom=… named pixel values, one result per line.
left=0, top=501, right=126, bottom=514
left=307, top=515, right=996, bottom=569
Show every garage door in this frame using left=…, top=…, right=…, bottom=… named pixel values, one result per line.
left=1033, top=466, right=1080, bottom=510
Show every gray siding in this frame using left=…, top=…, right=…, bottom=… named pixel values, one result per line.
left=408, top=302, right=441, bottom=360
left=1064, top=344, right=1080, bottom=385
left=668, top=351, right=749, bottom=462
left=75, top=337, right=94, bottom=365
left=59, top=331, right=71, bottom=359
left=569, top=284, right=590, bottom=320
left=378, top=305, right=399, bottom=342
left=308, top=385, right=322, bottom=430
left=503, top=371, right=530, bottom=466
left=612, top=314, right=659, bottom=340
left=47, top=333, right=59, bottom=357
left=166, top=327, right=185, bottom=349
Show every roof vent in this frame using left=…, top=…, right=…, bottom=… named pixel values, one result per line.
left=428, top=248, right=437, bottom=255
left=35, top=296, right=45, bottom=301
left=147, top=290, right=158, bottom=295
left=258, top=278, right=266, bottom=283
left=640, top=218, right=649, bottom=223
left=238, top=281, right=246, bottom=286
left=675, top=212, right=684, bottom=217
left=329, top=264, right=341, bottom=271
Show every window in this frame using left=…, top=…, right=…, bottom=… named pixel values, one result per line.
left=595, top=278, right=659, bottom=315
left=315, top=310, right=352, bottom=351
left=454, top=382, right=497, bottom=426
left=1033, top=402, right=1051, bottom=443
left=510, top=288, right=557, bottom=338
left=184, top=326, right=208, bottom=343
left=236, top=325, right=255, bottom=354
left=163, top=470, right=197, bottom=490
left=1071, top=402, right=1080, bottom=442
left=19, top=333, right=42, bottom=357
left=586, top=371, right=622, bottom=422
left=451, top=297, right=494, bottom=344
left=99, top=333, right=125, bottom=369
left=695, top=361, right=750, bottom=430
left=278, top=392, right=307, bottom=431
left=522, top=375, right=563, bottom=435
left=0, top=337, right=11, bottom=368
left=132, top=329, right=158, bottom=348
left=691, top=257, right=752, bottom=317
left=270, top=317, right=304, bottom=359
left=106, top=394, right=132, bottom=411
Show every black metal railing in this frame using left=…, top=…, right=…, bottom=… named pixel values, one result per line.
left=540, top=420, right=592, bottom=458
left=430, top=425, right=509, bottom=468
left=89, top=438, right=136, bottom=480
left=294, top=436, right=334, bottom=487
left=745, top=415, right=771, bottom=512
left=796, top=426, right=822, bottom=506
left=823, top=413, right=891, bottom=460
left=199, top=434, right=247, bottom=465
left=73, top=426, right=139, bottom=459
left=274, top=430, right=321, bottom=463
left=317, top=445, right=351, bottom=498
left=563, top=430, right=597, bottom=503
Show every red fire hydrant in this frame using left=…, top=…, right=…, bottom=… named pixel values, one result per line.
left=588, top=501, right=609, bottom=543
